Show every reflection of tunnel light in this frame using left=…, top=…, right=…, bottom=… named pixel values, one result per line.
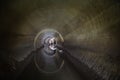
left=48, top=38, right=57, bottom=50
left=34, top=29, right=64, bottom=73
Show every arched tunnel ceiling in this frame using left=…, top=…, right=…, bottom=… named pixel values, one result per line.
left=0, top=0, right=120, bottom=80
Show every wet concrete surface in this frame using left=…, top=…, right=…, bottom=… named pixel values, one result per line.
left=0, top=0, right=120, bottom=80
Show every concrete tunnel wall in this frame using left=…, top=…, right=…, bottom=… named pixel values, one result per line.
left=0, top=0, right=120, bottom=80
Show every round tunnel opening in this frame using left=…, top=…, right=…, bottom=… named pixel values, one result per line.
left=34, top=29, right=64, bottom=73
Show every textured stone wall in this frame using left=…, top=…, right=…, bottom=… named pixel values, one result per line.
left=0, top=0, right=120, bottom=80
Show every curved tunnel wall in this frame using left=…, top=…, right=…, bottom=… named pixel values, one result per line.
left=0, top=0, right=120, bottom=80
